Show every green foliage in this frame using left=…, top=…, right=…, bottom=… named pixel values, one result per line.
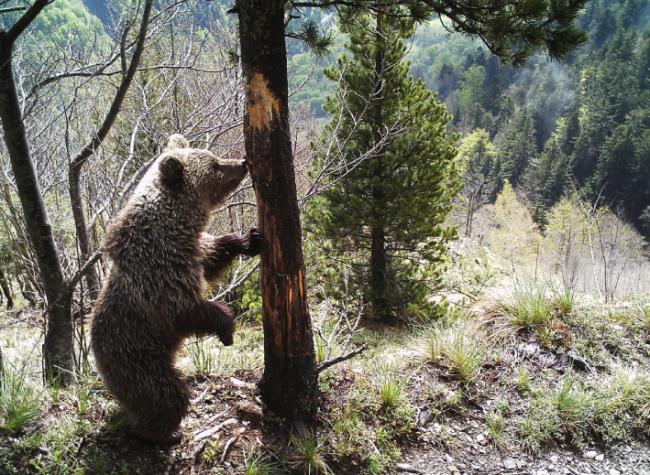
left=289, top=434, right=334, bottom=475
left=456, top=129, right=500, bottom=237
left=243, top=454, right=283, bottom=475
left=426, top=320, right=487, bottom=384
left=507, top=286, right=554, bottom=329
left=488, top=181, right=542, bottom=269
left=307, top=6, right=459, bottom=320
left=375, top=362, right=406, bottom=409
left=0, top=368, right=41, bottom=431
left=519, top=369, right=650, bottom=450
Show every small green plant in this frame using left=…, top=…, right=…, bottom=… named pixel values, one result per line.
left=243, top=453, right=282, bottom=475
left=0, top=368, right=42, bottom=431
left=427, top=320, right=486, bottom=384
left=376, top=363, right=405, bottom=409
left=515, top=367, right=531, bottom=394
left=289, top=434, right=333, bottom=475
left=507, top=286, right=553, bottom=328
left=187, top=340, right=217, bottom=376
left=551, top=288, right=574, bottom=318
left=485, top=410, right=505, bottom=445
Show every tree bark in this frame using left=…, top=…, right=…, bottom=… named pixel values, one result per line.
left=237, top=0, right=317, bottom=419
left=369, top=9, right=390, bottom=322
left=0, top=37, right=73, bottom=384
left=0, top=265, right=13, bottom=309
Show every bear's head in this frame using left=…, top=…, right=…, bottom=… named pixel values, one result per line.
left=157, top=134, right=248, bottom=210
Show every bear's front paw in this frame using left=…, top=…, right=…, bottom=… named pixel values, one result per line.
left=245, top=227, right=264, bottom=256
left=215, top=304, right=235, bottom=346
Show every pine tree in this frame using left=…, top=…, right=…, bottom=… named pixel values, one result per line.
left=499, top=108, right=537, bottom=187
left=308, top=7, right=458, bottom=321
left=528, top=118, right=573, bottom=221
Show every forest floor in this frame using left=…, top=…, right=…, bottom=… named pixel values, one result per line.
left=2, top=287, right=650, bottom=474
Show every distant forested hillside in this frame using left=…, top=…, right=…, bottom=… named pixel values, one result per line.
left=291, top=0, right=650, bottom=239
left=68, top=0, right=650, bottom=239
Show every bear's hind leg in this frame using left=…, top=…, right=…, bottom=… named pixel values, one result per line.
left=123, top=365, right=189, bottom=445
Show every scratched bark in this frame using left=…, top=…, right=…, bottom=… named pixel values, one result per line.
left=237, top=0, right=318, bottom=418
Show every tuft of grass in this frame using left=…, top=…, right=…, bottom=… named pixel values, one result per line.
left=516, top=371, right=650, bottom=451
left=0, top=368, right=42, bottom=431
left=515, top=367, right=531, bottom=394
left=551, top=288, right=574, bottom=318
left=426, top=320, right=486, bottom=384
left=243, top=453, right=282, bottom=475
left=376, top=363, right=406, bottom=409
left=187, top=340, right=218, bottom=376
left=507, top=286, right=554, bottom=329
left=289, top=434, right=333, bottom=475
left=485, top=410, right=506, bottom=446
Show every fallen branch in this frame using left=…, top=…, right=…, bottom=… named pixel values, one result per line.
left=220, top=427, right=246, bottom=463
left=316, top=344, right=368, bottom=374
left=193, top=417, right=238, bottom=442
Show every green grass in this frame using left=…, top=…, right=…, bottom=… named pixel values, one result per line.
left=507, top=286, right=554, bottom=328
left=376, top=363, right=406, bottom=409
left=515, top=367, right=531, bottom=394
left=518, top=369, right=650, bottom=451
left=485, top=410, right=506, bottom=446
left=0, top=367, right=42, bottom=431
left=289, top=434, right=333, bottom=475
left=187, top=339, right=218, bottom=376
left=243, top=453, right=283, bottom=475
left=426, top=320, right=486, bottom=384
left=551, top=288, right=574, bottom=318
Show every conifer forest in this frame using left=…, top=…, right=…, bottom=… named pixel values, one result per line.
left=1, top=1, right=650, bottom=473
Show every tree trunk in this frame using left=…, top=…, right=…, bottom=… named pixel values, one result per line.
left=0, top=265, right=13, bottom=309
left=369, top=9, right=390, bottom=322
left=237, top=0, right=317, bottom=419
left=68, top=172, right=100, bottom=299
left=0, top=37, right=74, bottom=385
left=370, top=224, right=390, bottom=321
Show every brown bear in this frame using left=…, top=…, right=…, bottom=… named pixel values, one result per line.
left=91, top=134, right=262, bottom=444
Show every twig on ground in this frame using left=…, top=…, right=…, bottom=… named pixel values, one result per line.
left=220, top=427, right=246, bottom=463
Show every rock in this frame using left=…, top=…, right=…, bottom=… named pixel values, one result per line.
left=417, top=408, right=433, bottom=426
left=609, top=470, right=621, bottom=475
left=396, top=463, right=424, bottom=474
left=550, top=455, right=559, bottom=464
left=595, top=454, right=605, bottom=462
left=444, top=454, right=454, bottom=463
left=502, top=458, right=518, bottom=470
left=475, top=433, right=487, bottom=445
left=447, top=465, right=458, bottom=474
left=584, top=450, right=598, bottom=459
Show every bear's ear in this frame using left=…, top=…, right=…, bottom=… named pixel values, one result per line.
left=159, top=154, right=185, bottom=188
left=165, top=134, right=189, bottom=151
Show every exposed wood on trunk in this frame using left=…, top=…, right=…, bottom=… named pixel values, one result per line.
left=237, top=0, right=317, bottom=419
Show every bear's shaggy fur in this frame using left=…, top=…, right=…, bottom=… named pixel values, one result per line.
left=91, top=134, right=262, bottom=444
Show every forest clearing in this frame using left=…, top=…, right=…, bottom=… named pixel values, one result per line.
left=1, top=0, right=650, bottom=474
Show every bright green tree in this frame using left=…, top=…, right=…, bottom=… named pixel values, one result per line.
left=308, top=7, right=458, bottom=322
left=456, top=129, right=500, bottom=237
